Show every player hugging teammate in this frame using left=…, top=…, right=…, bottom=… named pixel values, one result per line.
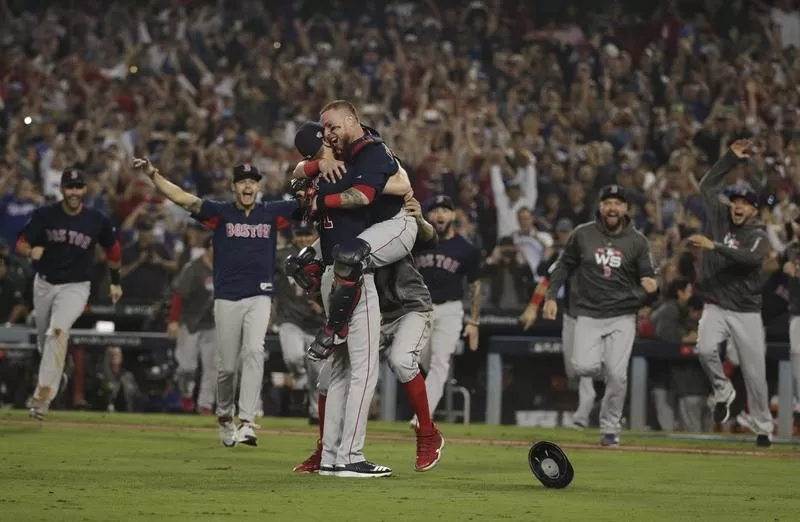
left=285, top=100, right=444, bottom=477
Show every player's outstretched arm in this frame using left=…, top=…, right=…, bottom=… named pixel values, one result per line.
left=713, top=231, right=768, bottom=267
left=133, top=158, right=202, bottom=214
left=383, top=165, right=412, bottom=197
left=697, top=139, right=751, bottom=207
left=521, top=279, right=549, bottom=330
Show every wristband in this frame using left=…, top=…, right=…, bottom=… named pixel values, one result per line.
left=109, top=268, right=121, bottom=285
left=323, top=193, right=343, bottom=209
left=303, top=160, right=321, bottom=178
left=530, top=279, right=550, bottom=306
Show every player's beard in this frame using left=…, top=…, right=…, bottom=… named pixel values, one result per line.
left=64, top=194, right=83, bottom=212
left=434, top=219, right=454, bottom=236
left=602, top=212, right=622, bottom=232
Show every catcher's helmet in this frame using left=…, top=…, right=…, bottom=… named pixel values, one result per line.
left=528, top=441, right=574, bottom=489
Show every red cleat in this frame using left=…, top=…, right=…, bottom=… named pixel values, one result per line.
left=293, top=440, right=322, bottom=473
left=415, top=426, right=445, bottom=472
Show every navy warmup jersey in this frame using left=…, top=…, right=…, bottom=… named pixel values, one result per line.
left=19, top=204, right=117, bottom=284
left=317, top=142, right=395, bottom=265
left=414, top=234, right=482, bottom=304
left=195, top=199, right=298, bottom=301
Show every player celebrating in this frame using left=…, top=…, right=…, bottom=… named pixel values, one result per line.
left=133, top=158, right=298, bottom=447
left=168, top=236, right=216, bottom=414
left=543, top=184, right=658, bottom=447
left=686, top=139, right=773, bottom=447
left=19, top=168, right=123, bottom=419
left=274, top=224, right=325, bottom=424
left=291, top=196, right=445, bottom=474
left=781, top=218, right=800, bottom=431
left=412, top=195, right=482, bottom=426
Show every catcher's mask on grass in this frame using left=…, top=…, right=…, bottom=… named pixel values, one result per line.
left=528, top=441, right=574, bottom=489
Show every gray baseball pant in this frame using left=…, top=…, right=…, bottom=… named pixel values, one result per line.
left=278, top=321, right=322, bottom=418
left=789, top=316, right=800, bottom=406
left=572, top=314, right=637, bottom=435
left=318, top=266, right=381, bottom=467
left=31, top=274, right=91, bottom=408
left=381, top=311, right=431, bottom=384
left=214, top=295, right=271, bottom=423
left=562, top=314, right=596, bottom=426
left=697, top=304, right=772, bottom=435
left=358, top=211, right=418, bottom=268
left=420, top=300, right=464, bottom=414
left=175, top=325, right=217, bottom=411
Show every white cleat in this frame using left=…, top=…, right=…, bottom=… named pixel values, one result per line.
left=218, top=418, right=237, bottom=447
left=236, top=422, right=259, bottom=446
left=409, top=416, right=419, bottom=431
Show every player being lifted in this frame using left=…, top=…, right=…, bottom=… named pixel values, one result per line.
left=19, top=168, right=123, bottom=419
left=133, top=158, right=298, bottom=447
left=686, top=139, right=773, bottom=447
left=543, top=185, right=658, bottom=447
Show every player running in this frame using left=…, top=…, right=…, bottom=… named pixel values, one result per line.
left=290, top=196, right=445, bottom=474
left=19, top=168, right=123, bottom=419
left=274, top=223, right=325, bottom=424
left=687, top=139, right=773, bottom=447
left=781, top=218, right=800, bottom=431
left=543, top=184, right=658, bottom=447
left=412, top=195, right=482, bottom=426
left=133, top=158, right=298, bottom=447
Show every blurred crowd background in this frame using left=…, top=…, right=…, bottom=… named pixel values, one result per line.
left=2, top=0, right=800, bottom=430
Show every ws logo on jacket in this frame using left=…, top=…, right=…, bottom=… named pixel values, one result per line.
left=594, top=246, right=623, bottom=277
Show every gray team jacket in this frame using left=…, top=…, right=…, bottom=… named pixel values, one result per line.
left=546, top=214, right=655, bottom=318
left=375, top=234, right=436, bottom=324
left=274, top=246, right=326, bottom=331
left=174, top=256, right=215, bottom=333
left=696, top=150, right=768, bottom=313
left=781, top=241, right=800, bottom=316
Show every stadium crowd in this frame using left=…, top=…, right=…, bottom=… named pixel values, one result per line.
left=2, top=0, right=800, bottom=430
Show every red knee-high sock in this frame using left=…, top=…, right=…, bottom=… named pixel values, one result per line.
left=403, top=374, right=434, bottom=432
left=318, top=393, right=327, bottom=442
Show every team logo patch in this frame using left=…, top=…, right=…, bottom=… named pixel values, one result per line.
left=722, top=232, right=740, bottom=249
left=260, top=282, right=273, bottom=292
left=594, top=246, right=623, bottom=278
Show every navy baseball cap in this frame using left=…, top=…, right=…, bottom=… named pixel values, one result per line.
left=599, top=184, right=627, bottom=203
left=425, top=194, right=455, bottom=212
left=232, top=163, right=262, bottom=183
left=294, top=222, right=316, bottom=235
left=211, top=170, right=227, bottom=181
left=295, top=121, right=324, bottom=159
left=724, top=185, right=759, bottom=208
left=61, top=168, right=86, bottom=188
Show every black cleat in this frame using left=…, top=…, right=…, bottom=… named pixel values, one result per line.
left=711, top=388, right=736, bottom=424
left=756, top=434, right=772, bottom=448
left=335, top=461, right=392, bottom=478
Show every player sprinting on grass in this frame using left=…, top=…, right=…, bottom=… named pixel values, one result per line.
left=133, top=158, right=298, bottom=447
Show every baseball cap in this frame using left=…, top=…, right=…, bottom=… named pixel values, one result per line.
left=724, top=185, right=759, bottom=208
left=232, top=163, right=262, bottom=183
left=61, top=168, right=86, bottom=188
left=425, top=194, right=455, bottom=212
left=599, top=184, right=627, bottom=203
left=294, top=222, right=316, bottom=235
left=211, top=170, right=227, bottom=181
left=294, top=121, right=324, bottom=159
left=555, top=218, right=574, bottom=232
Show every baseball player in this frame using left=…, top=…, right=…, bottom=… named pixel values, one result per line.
left=291, top=196, right=445, bottom=474
left=274, top=224, right=325, bottom=424
left=781, top=220, right=800, bottom=430
left=168, top=236, right=216, bottom=414
left=18, top=168, right=123, bottom=419
left=521, top=254, right=595, bottom=429
left=133, top=158, right=298, bottom=447
left=687, top=139, right=773, bottom=447
left=412, top=195, right=482, bottom=425
left=543, top=184, right=658, bottom=447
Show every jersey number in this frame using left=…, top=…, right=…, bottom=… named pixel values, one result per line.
left=323, top=216, right=334, bottom=230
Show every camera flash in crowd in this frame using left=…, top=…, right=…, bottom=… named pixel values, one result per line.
left=129, top=65, right=139, bottom=74
left=23, top=116, right=32, bottom=125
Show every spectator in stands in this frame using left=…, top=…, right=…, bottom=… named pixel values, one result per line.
left=651, top=278, right=710, bottom=432
left=484, top=237, right=534, bottom=310
left=120, top=220, right=176, bottom=302
left=0, top=177, right=42, bottom=248
left=0, top=255, right=26, bottom=325
left=513, top=206, right=553, bottom=277
left=489, top=146, right=538, bottom=239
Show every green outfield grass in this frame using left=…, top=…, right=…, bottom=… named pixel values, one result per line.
left=1, top=411, right=799, bottom=522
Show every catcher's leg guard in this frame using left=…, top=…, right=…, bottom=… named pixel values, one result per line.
left=528, top=441, right=574, bottom=489
left=325, top=238, right=371, bottom=337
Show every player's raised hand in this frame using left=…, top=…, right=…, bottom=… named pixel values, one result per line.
left=109, top=284, right=123, bottom=304
left=520, top=304, right=539, bottom=330
left=730, top=139, right=753, bottom=159
left=687, top=234, right=715, bottom=250
left=640, top=277, right=658, bottom=294
left=132, top=157, right=157, bottom=178
left=542, top=299, right=558, bottom=320
left=30, top=246, right=44, bottom=261
left=318, top=159, right=346, bottom=182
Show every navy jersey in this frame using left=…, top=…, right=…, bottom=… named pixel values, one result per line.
left=19, top=203, right=117, bottom=284
left=317, top=142, right=396, bottom=265
left=195, top=199, right=298, bottom=301
left=414, top=234, right=482, bottom=304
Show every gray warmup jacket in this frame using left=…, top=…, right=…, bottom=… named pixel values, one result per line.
left=697, top=150, right=768, bottom=313
left=375, top=233, right=436, bottom=324
left=546, top=214, right=656, bottom=318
